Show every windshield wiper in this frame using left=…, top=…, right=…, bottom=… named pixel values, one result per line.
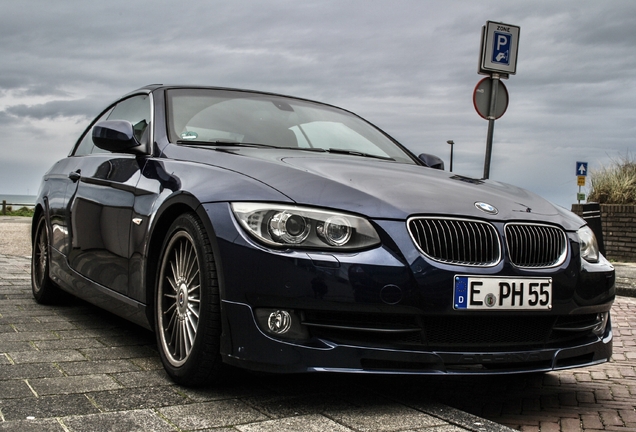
left=176, top=140, right=273, bottom=148
left=176, top=141, right=393, bottom=160
left=177, top=141, right=327, bottom=152
left=327, top=148, right=394, bottom=161
left=177, top=140, right=237, bottom=145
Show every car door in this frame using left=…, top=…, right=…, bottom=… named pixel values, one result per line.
left=44, top=158, right=79, bottom=257
left=65, top=94, right=151, bottom=295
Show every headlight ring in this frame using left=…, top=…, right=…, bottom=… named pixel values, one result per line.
left=317, top=216, right=352, bottom=246
left=269, top=211, right=310, bottom=244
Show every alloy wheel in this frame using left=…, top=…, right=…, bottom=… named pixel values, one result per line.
left=157, top=231, right=202, bottom=367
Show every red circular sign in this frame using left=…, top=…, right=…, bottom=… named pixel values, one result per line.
left=473, top=78, right=509, bottom=120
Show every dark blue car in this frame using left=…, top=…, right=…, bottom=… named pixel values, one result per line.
left=31, top=85, right=615, bottom=386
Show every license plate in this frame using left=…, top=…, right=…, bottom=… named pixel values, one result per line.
left=453, top=276, right=552, bottom=310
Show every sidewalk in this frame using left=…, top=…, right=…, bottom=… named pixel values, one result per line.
left=614, top=262, right=636, bottom=298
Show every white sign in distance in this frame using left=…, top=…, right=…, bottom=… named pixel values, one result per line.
left=480, top=21, right=520, bottom=75
left=473, top=78, right=509, bottom=120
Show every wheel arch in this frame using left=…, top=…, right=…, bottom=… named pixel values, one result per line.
left=31, top=202, right=47, bottom=244
left=144, top=194, right=226, bottom=332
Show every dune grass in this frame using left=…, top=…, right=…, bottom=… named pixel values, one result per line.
left=0, top=206, right=34, bottom=217
left=588, top=154, right=636, bottom=204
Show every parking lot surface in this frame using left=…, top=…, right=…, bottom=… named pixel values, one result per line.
left=0, top=253, right=509, bottom=432
left=1, top=216, right=634, bottom=431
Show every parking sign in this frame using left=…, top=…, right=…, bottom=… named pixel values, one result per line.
left=492, top=31, right=512, bottom=65
left=480, top=21, right=520, bottom=75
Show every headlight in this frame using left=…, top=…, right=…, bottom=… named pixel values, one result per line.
left=577, top=225, right=599, bottom=263
left=231, top=203, right=380, bottom=250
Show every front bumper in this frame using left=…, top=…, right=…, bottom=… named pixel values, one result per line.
left=203, top=202, right=615, bottom=375
left=222, top=300, right=613, bottom=374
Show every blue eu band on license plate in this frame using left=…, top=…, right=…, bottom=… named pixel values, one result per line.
left=454, top=276, right=552, bottom=310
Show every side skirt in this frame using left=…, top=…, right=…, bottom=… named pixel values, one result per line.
left=48, top=248, right=151, bottom=330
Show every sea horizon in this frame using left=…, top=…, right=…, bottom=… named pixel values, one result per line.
left=0, top=194, right=37, bottom=205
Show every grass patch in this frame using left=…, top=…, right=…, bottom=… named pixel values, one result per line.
left=588, top=154, right=636, bottom=204
left=1, top=206, right=35, bottom=217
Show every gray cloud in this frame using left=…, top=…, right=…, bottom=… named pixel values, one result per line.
left=0, top=0, right=634, bottom=206
left=5, top=98, right=106, bottom=120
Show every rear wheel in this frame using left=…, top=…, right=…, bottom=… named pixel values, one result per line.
left=31, top=216, right=62, bottom=304
left=155, top=213, right=223, bottom=386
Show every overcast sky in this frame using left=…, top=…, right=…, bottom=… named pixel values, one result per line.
left=1, top=0, right=634, bottom=207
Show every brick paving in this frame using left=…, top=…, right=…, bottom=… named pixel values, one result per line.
left=0, top=253, right=507, bottom=432
left=1, top=248, right=634, bottom=431
left=403, top=296, right=636, bottom=432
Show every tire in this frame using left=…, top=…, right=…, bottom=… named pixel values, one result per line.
left=31, top=216, right=62, bottom=304
left=155, top=213, right=223, bottom=386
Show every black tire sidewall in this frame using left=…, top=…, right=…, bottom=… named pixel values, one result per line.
left=31, top=216, right=55, bottom=303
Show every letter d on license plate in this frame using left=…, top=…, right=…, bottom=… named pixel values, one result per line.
left=454, top=276, right=552, bottom=310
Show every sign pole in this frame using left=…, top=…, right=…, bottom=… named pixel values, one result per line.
left=478, top=21, right=519, bottom=180
left=483, top=73, right=500, bottom=179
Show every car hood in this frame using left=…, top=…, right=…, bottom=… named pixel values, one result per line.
left=277, top=156, right=575, bottom=224
left=168, top=146, right=583, bottom=230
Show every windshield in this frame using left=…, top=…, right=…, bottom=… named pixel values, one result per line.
left=166, top=88, right=416, bottom=164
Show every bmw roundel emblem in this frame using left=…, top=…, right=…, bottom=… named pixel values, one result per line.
left=475, top=202, right=498, bottom=215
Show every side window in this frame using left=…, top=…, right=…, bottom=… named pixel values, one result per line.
left=73, top=95, right=151, bottom=156
left=74, top=108, right=112, bottom=156
left=107, top=95, right=151, bottom=143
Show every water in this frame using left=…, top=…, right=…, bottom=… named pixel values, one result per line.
left=0, top=194, right=37, bottom=206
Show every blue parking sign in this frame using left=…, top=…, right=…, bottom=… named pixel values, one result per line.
left=480, top=21, right=520, bottom=75
left=492, top=31, right=512, bottom=65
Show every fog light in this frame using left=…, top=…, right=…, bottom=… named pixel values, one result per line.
left=255, top=308, right=310, bottom=341
left=268, top=310, right=292, bottom=334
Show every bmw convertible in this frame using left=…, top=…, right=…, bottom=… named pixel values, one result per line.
left=31, top=85, right=615, bottom=386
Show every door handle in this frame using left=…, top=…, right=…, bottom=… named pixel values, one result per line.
left=68, top=170, right=81, bottom=182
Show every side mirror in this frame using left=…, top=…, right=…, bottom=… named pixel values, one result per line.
left=418, top=153, right=445, bottom=170
left=92, top=120, right=145, bottom=154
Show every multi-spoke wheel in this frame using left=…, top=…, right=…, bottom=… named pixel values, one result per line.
left=31, top=215, right=62, bottom=304
left=158, top=229, right=201, bottom=366
left=156, top=213, right=223, bottom=386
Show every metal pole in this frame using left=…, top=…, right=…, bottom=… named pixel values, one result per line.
left=447, top=140, right=454, bottom=172
left=483, top=73, right=500, bottom=179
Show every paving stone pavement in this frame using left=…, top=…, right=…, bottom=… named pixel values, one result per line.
left=0, top=254, right=508, bottom=432
left=1, top=249, right=634, bottom=432
left=416, top=295, right=636, bottom=432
